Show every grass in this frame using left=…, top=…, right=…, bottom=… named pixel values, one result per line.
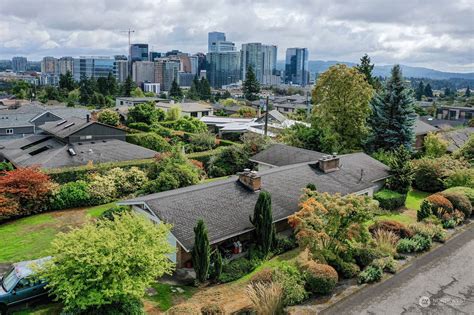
left=0, top=203, right=115, bottom=263
left=202, top=175, right=232, bottom=183
left=145, top=283, right=196, bottom=311
left=405, top=190, right=431, bottom=210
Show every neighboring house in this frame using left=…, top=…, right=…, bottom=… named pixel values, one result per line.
left=211, top=103, right=242, bottom=116
left=0, top=116, right=157, bottom=169
left=414, top=117, right=439, bottom=150
left=439, top=127, right=474, bottom=153
left=156, top=102, right=213, bottom=118
left=115, top=97, right=168, bottom=107
left=119, top=145, right=389, bottom=267
left=436, top=106, right=474, bottom=122
left=0, top=103, right=90, bottom=140
left=419, top=115, right=467, bottom=130
left=250, top=95, right=309, bottom=114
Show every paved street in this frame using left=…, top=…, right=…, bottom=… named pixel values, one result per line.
left=323, top=224, right=474, bottom=315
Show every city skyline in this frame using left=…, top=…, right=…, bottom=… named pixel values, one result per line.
left=1, top=0, right=472, bottom=73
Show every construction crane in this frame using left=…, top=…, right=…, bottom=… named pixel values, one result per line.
left=119, top=28, right=135, bottom=78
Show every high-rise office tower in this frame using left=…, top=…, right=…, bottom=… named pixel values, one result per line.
left=241, top=43, right=278, bottom=85
left=208, top=32, right=225, bottom=51
left=208, top=31, right=236, bottom=53
left=41, top=56, right=59, bottom=74
left=285, top=48, right=309, bottom=86
left=114, top=57, right=129, bottom=83
left=132, top=61, right=156, bottom=86
left=206, top=51, right=241, bottom=88
left=149, top=51, right=162, bottom=61
left=72, top=56, right=115, bottom=81
left=130, top=44, right=149, bottom=62
left=12, top=57, right=27, bottom=73
left=58, top=56, right=74, bottom=75
left=154, top=58, right=180, bottom=91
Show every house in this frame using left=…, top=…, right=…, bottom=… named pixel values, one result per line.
left=156, top=102, right=213, bottom=118
left=419, top=115, right=467, bottom=130
left=0, top=116, right=157, bottom=169
left=439, top=127, right=473, bottom=152
left=414, top=117, right=439, bottom=150
left=119, top=145, right=389, bottom=267
left=0, top=103, right=90, bottom=140
left=250, top=95, right=309, bottom=114
left=115, top=97, right=168, bottom=107
left=436, top=106, right=474, bottom=122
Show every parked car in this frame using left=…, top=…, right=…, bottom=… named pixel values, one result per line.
left=0, top=257, right=51, bottom=314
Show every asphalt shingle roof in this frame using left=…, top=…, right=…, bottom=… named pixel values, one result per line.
left=440, top=127, right=473, bottom=152
left=250, top=143, right=327, bottom=167
left=120, top=151, right=389, bottom=251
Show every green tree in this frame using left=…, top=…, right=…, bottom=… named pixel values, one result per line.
left=39, top=212, right=174, bottom=312
left=199, top=77, right=211, bottom=100
left=169, top=79, right=183, bottom=99
left=424, top=132, right=448, bottom=158
left=12, top=80, right=31, bottom=99
left=66, top=88, right=80, bottom=107
left=106, top=72, right=118, bottom=96
left=131, top=87, right=145, bottom=98
left=187, top=76, right=200, bottom=100
left=79, top=75, right=96, bottom=105
left=385, top=145, right=413, bottom=194
left=166, top=105, right=182, bottom=120
left=466, top=86, right=471, bottom=97
left=444, top=87, right=452, bottom=97
left=367, top=65, right=417, bottom=151
left=212, top=250, right=223, bottom=281
left=243, top=65, right=260, bottom=101
left=122, top=76, right=135, bottom=97
left=192, top=219, right=210, bottom=283
left=59, top=71, right=75, bottom=91
left=415, top=81, right=425, bottom=101
left=356, top=54, right=379, bottom=90
left=98, top=109, right=120, bottom=126
left=250, top=191, right=275, bottom=256
left=222, top=90, right=232, bottom=99
left=312, top=64, right=374, bottom=151
left=424, top=83, right=433, bottom=97
left=127, top=101, right=165, bottom=125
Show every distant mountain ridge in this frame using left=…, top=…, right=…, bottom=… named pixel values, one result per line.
left=276, top=60, right=474, bottom=80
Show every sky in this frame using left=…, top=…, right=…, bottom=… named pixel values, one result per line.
left=0, top=0, right=473, bottom=72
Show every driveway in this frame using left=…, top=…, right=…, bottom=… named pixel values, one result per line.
left=322, top=224, right=474, bottom=315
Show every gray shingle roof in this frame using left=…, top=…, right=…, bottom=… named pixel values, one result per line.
left=414, top=118, right=439, bottom=135
left=0, top=135, right=157, bottom=169
left=250, top=144, right=327, bottom=167
left=40, top=117, right=92, bottom=138
left=120, top=152, right=389, bottom=251
left=440, top=127, right=473, bottom=152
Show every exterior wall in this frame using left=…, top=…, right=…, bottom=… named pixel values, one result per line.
left=0, top=126, right=35, bottom=136
left=69, top=123, right=126, bottom=143
left=256, top=162, right=274, bottom=172
left=31, top=112, right=62, bottom=127
left=415, top=134, right=425, bottom=150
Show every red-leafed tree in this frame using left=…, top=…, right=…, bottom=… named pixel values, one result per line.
left=0, top=167, right=55, bottom=218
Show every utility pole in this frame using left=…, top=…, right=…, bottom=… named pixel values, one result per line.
left=264, top=96, right=269, bottom=137
left=120, top=28, right=135, bottom=79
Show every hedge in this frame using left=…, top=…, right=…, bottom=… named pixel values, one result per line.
left=126, top=133, right=171, bottom=152
left=373, top=189, right=407, bottom=210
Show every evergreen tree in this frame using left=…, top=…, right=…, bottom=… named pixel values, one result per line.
left=192, top=219, right=210, bottom=283
left=243, top=65, right=260, bottom=101
left=96, top=77, right=109, bottom=96
left=122, top=76, right=135, bottom=97
left=106, top=72, right=118, bottom=96
left=356, top=54, right=379, bottom=89
left=59, top=71, right=75, bottom=91
left=169, top=79, right=183, bottom=99
left=199, top=77, right=211, bottom=100
left=211, top=250, right=223, bottom=281
left=444, top=87, right=451, bottom=97
left=79, top=75, right=96, bottom=105
left=466, top=86, right=471, bottom=97
left=249, top=191, right=275, bottom=256
left=222, top=90, right=231, bottom=99
left=424, top=83, right=433, bottom=97
left=187, top=76, right=200, bottom=100
left=415, top=81, right=425, bottom=101
left=214, top=92, right=222, bottom=102
left=367, top=65, right=417, bottom=151
left=386, top=145, right=414, bottom=194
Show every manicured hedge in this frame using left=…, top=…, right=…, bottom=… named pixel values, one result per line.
left=126, top=133, right=171, bottom=152
left=373, top=189, right=407, bottom=210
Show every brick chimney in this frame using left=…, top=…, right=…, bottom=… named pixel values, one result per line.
left=318, top=154, right=340, bottom=173
left=238, top=169, right=262, bottom=191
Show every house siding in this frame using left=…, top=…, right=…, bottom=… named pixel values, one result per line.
left=0, top=126, right=35, bottom=136
left=69, top=124, right=126, bottom=143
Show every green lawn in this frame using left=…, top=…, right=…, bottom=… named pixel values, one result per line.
left=146, top=283, right=196, bottom=311
left=405, top=190, right=431, bottom=210
left=0, top=203, right=115, bottom=263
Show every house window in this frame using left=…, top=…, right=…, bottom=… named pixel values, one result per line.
left=6, top=129, right=13, bottom=135
left=191, top=112, right=198, bottom=117
left=80, top=135, right=92, bottom=140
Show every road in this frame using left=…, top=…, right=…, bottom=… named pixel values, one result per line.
left=322, top=224, right=474, bottom=315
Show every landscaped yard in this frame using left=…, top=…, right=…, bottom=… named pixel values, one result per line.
left=0, top=203, right=115, bottom=264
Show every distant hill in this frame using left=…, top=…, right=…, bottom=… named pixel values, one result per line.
left=276, top=60, right=474, bottom=80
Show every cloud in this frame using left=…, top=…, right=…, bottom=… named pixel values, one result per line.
left=0, top=0, right=472, bottom=72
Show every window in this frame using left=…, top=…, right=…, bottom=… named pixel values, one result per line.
left=191, top=112, right=198, bottom=117
left=80, top=135, right=92, bottom=140
left=6, top=129, right=14, bottom=135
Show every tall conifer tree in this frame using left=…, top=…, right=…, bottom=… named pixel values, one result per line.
left=192, top=219, right=210, bottom=283
left=249, top=191, right=275, bottom=256
left=243, top=65, right=260, bottom=101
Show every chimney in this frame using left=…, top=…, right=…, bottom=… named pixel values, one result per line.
left=318, top=154, right=340, bottom=173
left=238, top=169, right=262, bottom=191
left=86, top=114, right=90, bottom=123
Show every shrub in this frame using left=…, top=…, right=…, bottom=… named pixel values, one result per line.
left=373, top=189, right=406, bottom=210
left=97, top=109, right=120, bottom=126
left=220, top=257, right=260, bottom=283
left=0, top=162, right=13, bottom=171
left=425, top=194, right=454, bottom=217
left=246, top=282, right=283, bottom=315
left=302, top=261, right=338, bottom=295
left=443, top=187, right=474, bottom=206
left=396, top=238, right=418, bottom=253
left=323, top=250, right=360, bottom=278
left=274, top=235, right=298, bottom=255
left=412, top=234, right=432, bottom=251
left=371, top=257, right=397, bottom=274
left=409, top=222, right=447, bottom=243
left=442, top=219, right=456, bottom=229
left=78, top=297, right=145, bottom=314
left=412, top=157, right=470, bottom=192
left=441, top=191, right=472, bottom=218
left=127, top=122, right=151, bottom=132
left=373, top=229, right=399, bottom=257
left=249, top=268, right=274, bottom=285
left=369, top=220, right=413, bottom=239
left=273, top=263, right=308, bottom=306
left=444, top=169, right=474, bottom=189
left=417, top=200, right=432, bottom=222
left=349, top=245, right=385, bottom=269
left=357, top=266, right=383, bottom=284
left=126, top=133, right=171, bottom=152
left=423, top=132, right=448, bottom=158
left=161, top=117, right=207, bottom=133
left=99, top=206, right=130, bottom=221
left=207, top=145, right=252, bottom=178
left=453, top=134, right=474, bottom=162
left=107, top=167, right=148, bottom=197
left=187, top=131, right=216, bottom=153
left=127, top=102, right=165, bottom=125
left=50, top=180, right=91, bottom=210
left=88, top=173, right=118, bottom=203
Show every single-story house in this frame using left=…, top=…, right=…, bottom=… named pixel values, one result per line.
left=156, top=102, right=213, bottom=118
left=119, top=145, right=389, bottom=267
left=436, top=106, right=474, bottom=122
left=439, top=127, right=473, bottom=153
left=414, top=117, right=439, bottom=150
left=0, top=116, right=157, bottom=169
left=419, top=116, right=467, bottom=130
left=115, top=97, right=168, bottom=107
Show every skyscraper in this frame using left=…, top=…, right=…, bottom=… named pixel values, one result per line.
left=132, top=61, right=155, bottom=86
left=58, top=56, right=74, bottom=75
left=208, top=32, right=226, bottom=51
left=73, top=56, right=115, bottom=81
left=154, top=58, right=180, bottom=91
left=130, top=44, right=149, bottom=62
left=41, top=56, right=59, bottom=74
left=114, top=58, right=129, bottom=83
left=208, top=31, right=236, bottom=53
left=206, top=51, right=241, bottom=88
left=285, top=48, right=309, bottom=86
left=241, top=43, right=278, bottom=85
left=12, top=57, right=27, bottom=73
